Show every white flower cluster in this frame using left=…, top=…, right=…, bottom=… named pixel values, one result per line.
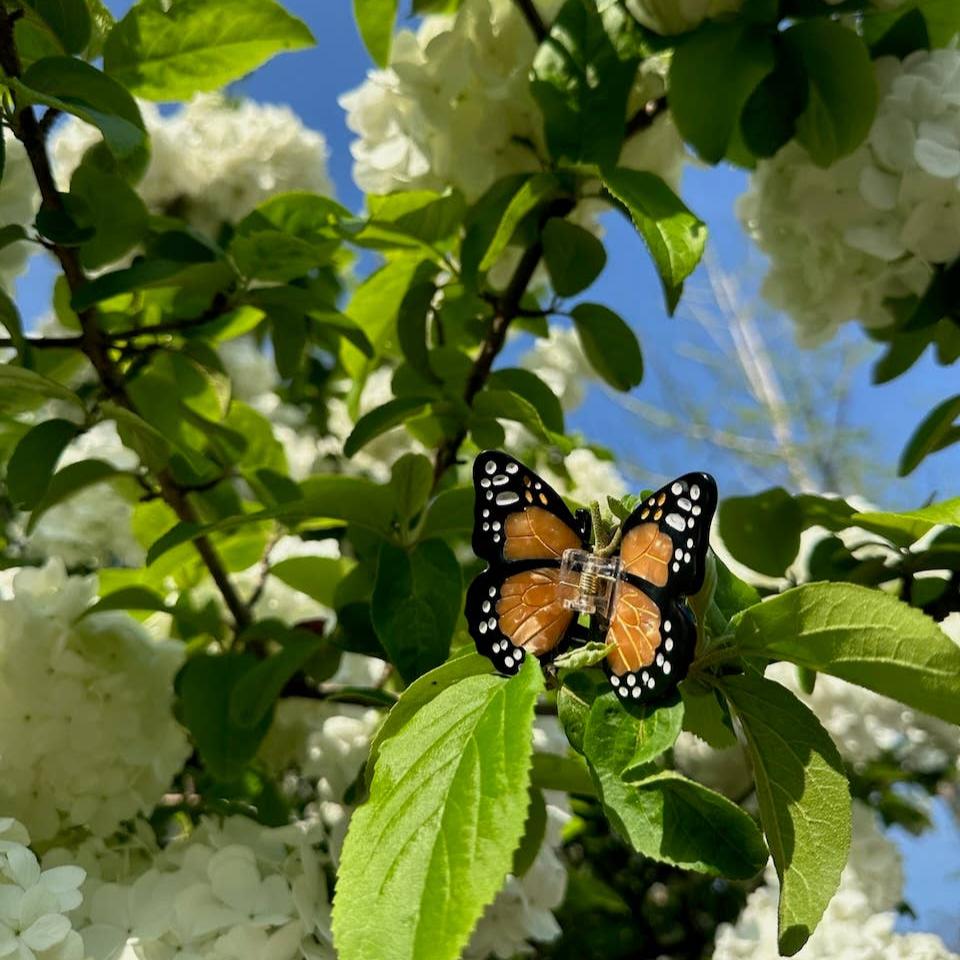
left=767, top=655, right=960, bottom=776
left=0, top=560, right=190, bottom=841
left=49, top=816, right=334, bottom=960
left=465, top=805, right=567, bottom=959
left=22, top=422, right=144, bottom=569
left=520, top=327, right=594, bottom=413
left=0, top=818, right=86, bottom=960
left=52, top=95, right=332, bottom=237
left=0, top=132, right=40, bottom=293
left=713, top=803, right=959, bottom=960
left=340, top=0, right=683, bottom=204
left=740, top=50, right=960, bottom=344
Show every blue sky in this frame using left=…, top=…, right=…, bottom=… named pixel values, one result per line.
left=11, top=0, right=960, bottom=941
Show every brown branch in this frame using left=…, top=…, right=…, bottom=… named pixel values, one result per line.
left=0, top=13, right=251, bottom=633
left=512, top=0, right=548, bottom=42
left=431, top=198, right=574, bottom=486
left=625, top=96, right=668, bottom=138
left=0, top=290, right=236, bottom=351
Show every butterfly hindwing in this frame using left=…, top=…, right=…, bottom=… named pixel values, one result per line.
left=468, top=451, right=588, bottom=673
left=603, top=472, right=717, bottom=702
left=466, top=566, right=578, bottom=675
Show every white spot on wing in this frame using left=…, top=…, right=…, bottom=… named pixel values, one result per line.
left=663, top=661, right=672, bottom=675
left=485, top=461, right=496, bottom=475
left=691, top=484, right=700, bottom=500
left=496, top=491, right=519, bottom=506
left=666, top=513, right=685, bottom=532
left=678, top=497, right=692, bottom=511
left=671, top=482, right=683, bottom=495
left=506, top=463, right=519, bottom=474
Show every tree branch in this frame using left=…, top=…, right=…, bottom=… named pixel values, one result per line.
left=0, top=13, right=251, bottom=633
left=625, top=96, right=668, bottom=138
left=431, top=197, right=574, bottom=486
left=512, top=0, right=548, bottom=42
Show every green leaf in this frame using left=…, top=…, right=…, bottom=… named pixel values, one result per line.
left=396, top=281, right=440, bottom=384
left=552, top=641, right=615, bottom=672
left=83, top=586, right=170, bottom=617
left=0, top=364, right=84, bottom=413
left=371, top=539, right=462, bottom=683
left=27, top=459, right=124, bottom=533
left=739, top=46, right=809, bottom=159
left=718, top=487, right=803, bottom=577
left=0, top=284, right=24, bottom=357
left=530, top=0, right=639, bottom=168
left=479, top=173, right=560, bottom=273
left=333, top=659, right=543, bottom=960
left=24, top=0, right=90, bottom=53
left=899, top=393, right=960, bottom=475
left=6, top=418, right=79, bottom=510
left=367, top=189, right=465, bottom=244
left=69, top=164, right=149, bottom=269
left=487, top=367, right=564, bottom=434
left=583, top=689, right=766, bottom=877
left=146, top=475, right=397, bottom=564
left=530, top=752, right=596, bottom=796
left=352, top=0, right=398, bottom=67
left=268, top=556, right=354, bottom=608
left=230, top=625, right=324, bottom=727
left=84, top=0, right=114, bottom=58
left=734, top=582, right=960, bottom=724
left=104, top=0, right=315, bottom=100
left=571, top=302, right=643, bottom=390
left=343, top=256, right=433, bottom=383
left=782, top=20, right=877, bottom=166
left=864, top=0, right=960, bottom=50
left=512, top=787, right=547, bottom=877
left=343, top=396, right=433, bottom=458
left=419, top=485, right=474, bottom=540
left=720, top=672, right=851, bottom=956
left=557, top=670, right=604, bottom=754
left=176, top=653, right=274, bottom=782
left=712, top=553, right=762, bottom=623
left=584, top=690, right=683, bottom=778
left=365, top=652, right=493, bottom=785
left=472, top=388, right=572, bottom=451
left=15, top=57, right=146, bottom=161
left=669, top=21, right=775, bottom=163
left=542, top=218, right=607, bottom=296
left=101, top=401, right=172, bottom=472
left=391, top=453, right=434, bottom=522
left=849, top=497, right=960, bottom=547
left=601, top=168, right=706, bottom=313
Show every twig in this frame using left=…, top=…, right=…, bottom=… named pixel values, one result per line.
left=0, top=14, right=251, bottom=633
left=431, top=197, right=574, bottom=486
left=512, top=0, right=547, bottom=41
left=625, top=96, right=668, bottom=137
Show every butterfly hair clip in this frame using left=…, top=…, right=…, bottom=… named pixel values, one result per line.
left=465, top=451, right=717, bottom=703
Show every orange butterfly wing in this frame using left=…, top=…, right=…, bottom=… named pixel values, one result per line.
left=467, top=452, right=588, bottom=675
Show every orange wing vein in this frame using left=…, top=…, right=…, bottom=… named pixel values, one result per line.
left=607, top=583, right=661, bottom=675
left=620, top=523, right=673, bottom=587
left=496, top=568, right=576, bottom=656
left=503, top=507, right=581, bottom=561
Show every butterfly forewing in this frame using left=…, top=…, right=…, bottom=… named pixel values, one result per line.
left=471, top=451, right=583, bottom=565
left=467, top=451, right=587, bottom=672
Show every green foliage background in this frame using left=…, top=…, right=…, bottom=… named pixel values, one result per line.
left=1, top=0, right=960, bottom=958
